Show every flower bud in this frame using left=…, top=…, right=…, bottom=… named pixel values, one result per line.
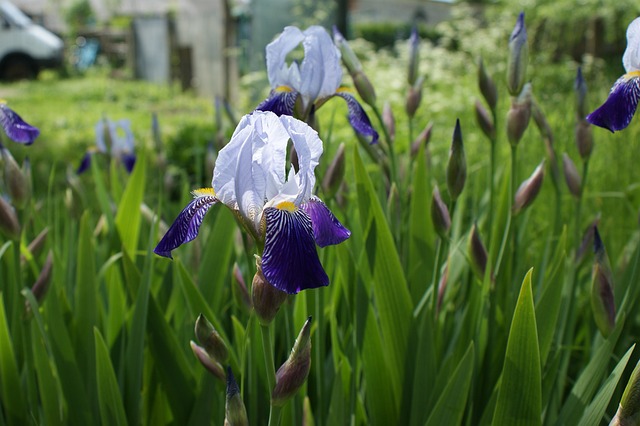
left=574, top=66, right=588, bottom=119
left=322, top=143, right=346, bottom=198
left=0, top=196, right=20, bottom=240
left=232, top=263, right=252, bottom=311
left=382, top=102, right=395, bottom=142
left=576, top=218, right=599, bottom=264
left=332, top=26, right=363, bottom=74
left=252, top=257, right=287, bottom=326
left=195, top=313, right=229, bottom=363
left=1, top=146, right=29, bottom=209
left=225, top=367, right=249, bottom=426
left=352, top=70, right=377, bottom=107
left=475, top=99, right=495, bottom=141
left=447, top=119, right=466, bottom=201
left=408, top=26, right=420, bottom=86
left=506, top=83, right=532, bottom=146
left=190, top=341, right=225, bottom=381
left=610, top=359, right=640, bottom=426
left=410, top=122, right=433, bottom=159
left=25, top=250, right=54, bottom=316
left=478, top=57, right=498, bottom=112
left=591, top=226, right=615, bottom=337
left=405, top=76, right=424, bottom=119
left=562, top=153, right=582, bottom=198
left=431, top=186, right=451, bottom=238
left=272, top=316, right=312, bottom=407
left=21, top=227, right=49, bottom=265
left=575, top=119, right=593, bottom=160
left=507, top=12, right=528, bottom=96
left=532, top=101, right=553, bottom=143
left=468, top=223, right=489, bottom=280
left=513, top=159, right=545, bottom=215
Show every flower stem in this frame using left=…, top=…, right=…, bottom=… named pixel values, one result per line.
left=509, top=144, right=519, bottom=282
left=371, top=104, right=398, bottom=186
left=260, top=324, right=279, bottom=426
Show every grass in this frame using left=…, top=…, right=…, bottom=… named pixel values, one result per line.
left=2, top=7, right=640, bottom=425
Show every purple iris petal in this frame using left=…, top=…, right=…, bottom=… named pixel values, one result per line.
left=256, top=90, right=299, bottom=117
left=0, top=104, right=39, bottom=145
left=335, top=92, right=379, bottom=144
left=120, top=152, right=136, bottom=173
left=77, top=151, right=93, bottom=174
left=586, top=75, right=640, bottom=132
left=301, top=196, right=350, bottom=247
left=262, top=207, right=329, bottom=293
left=154, top=192, right=218, bottom=258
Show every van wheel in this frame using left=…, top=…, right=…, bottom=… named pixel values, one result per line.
left=0, top=56, right=38, bottom=81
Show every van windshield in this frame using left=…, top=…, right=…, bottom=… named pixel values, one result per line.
left=0, top=1, right=31, bottom=28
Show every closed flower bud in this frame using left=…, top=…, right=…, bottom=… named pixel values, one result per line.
left=332, top=26, right=363, bottom=74
left=562, top=153, right=582, bottom=198
left=610, top=359, right=640, bottom=426
left=1, top=146, right=29, bottom=209
left=232, top=263, right=252, bottom=311
left=252, top=257, right=287, bottom=326
left=272, top=317, right=313, bottom=407
left=513, top=159, right=545, bottom=215
left=575, top=119, right=593, bottom=159
left=408, top=26, right=420, bottom=85
left=225, top=367, right=249, bottom=426
left=532, top=101, right=553, bottom=143
left=352, top=70, right=377, bottom=107
left=383, top=102, right=395, bottom=142
left=574, top=66, right=588, bottom=119
left=576, top=218, right=599, bottom=264
left=195, top=313, right=229, bottom=363
left=468, top=223, right=489, bottom=280
left=411, top=122, right=433, bottom=159
left=190, top=341, right=225, bottom=381
left=447, top=119, right=466, bottom=201
left=475, top=99, right=495, bottom=141
left=0, top=196, right=20, bottom=240
left=322, top=143, right=346, bottom=198
left=507, top=12, right=528, bottom=96
left=405, top=76, right=424, bottom=119
left=21, top=227, right=49, bottom=265
left=31, top=250, right=53, bottom=302
left=478, top=57, right=498, bottom=112
left=591, top=227, right=615, bottom=337
left=431, top=186, right=451, bottom=238
left=506, top=83, right=532, bottom=146
left=436, top=263, right=449, bottom=316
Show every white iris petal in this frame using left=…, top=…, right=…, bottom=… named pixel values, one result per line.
left=623, top=18, right=640, bottom=73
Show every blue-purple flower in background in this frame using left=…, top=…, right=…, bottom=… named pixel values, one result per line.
left=77, top=117, right=136, bottom=174
left=587, top=17, right=640, bottom=132
left=256, top=25, right=378, bottom=144
left=0, top=101, right=39, bottom=145
left=154, top=111, right=350, bottom=294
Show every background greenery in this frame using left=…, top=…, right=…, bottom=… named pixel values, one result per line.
left=2, top=2, right=640, bottom=425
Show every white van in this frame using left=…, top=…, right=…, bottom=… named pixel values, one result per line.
left=0, top=1, right=64, bottom=80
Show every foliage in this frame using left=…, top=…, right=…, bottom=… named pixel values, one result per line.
left=3, top=3, right=640, bottom=426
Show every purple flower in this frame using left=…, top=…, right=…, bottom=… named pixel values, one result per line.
left=154, top=111, right=350, bottom=294
left=77, top=117, right=136, bottom=174
left=256, top=26, right=378, bottom=144
left=587, top=18, right=640, bottom=132
left=0, top=102, right=39, bottom=145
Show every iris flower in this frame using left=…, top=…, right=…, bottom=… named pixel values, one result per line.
left=77, top=117, right=136, bottom=174
left=0, top=101, right=39, bottom=145
left=256, top=25, right=378, bottom=144
left=587, top=17, right=640, bottom=132
left=154, top=111, right=350, bottom=294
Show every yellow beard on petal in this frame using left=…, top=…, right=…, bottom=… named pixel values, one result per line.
left=275, top=86, right=294, bottom=93
left=276, top=201, right=297, bottom=212
left=192, top=188, right=216, bottom=198
left=624, top=71, right=640, bottom=80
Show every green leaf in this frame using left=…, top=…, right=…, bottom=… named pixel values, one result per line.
left=493, top=268, right=542, bottom=426
left=578, top=344, right=634, bottom=426
left=425, top=342, right=475, bottom=426
left=94, top=328, right=128, bottom=426
left=353, top=146, right=413, bottom=414
left=0, top=293, right=26, bottom=424
left=555, top=317, right=624, bottom=426
left=91, top=157, right=115, bottom=233
left=115, top=151, right=146, bottom=255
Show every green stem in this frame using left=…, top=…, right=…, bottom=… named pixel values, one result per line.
left=509, top=144, right=518, bottom=282
left=371, top=104, right=398, bottom=186
left=488, top=118, right=497, bottom=246
left=260, top=324, right=279, bottom=425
